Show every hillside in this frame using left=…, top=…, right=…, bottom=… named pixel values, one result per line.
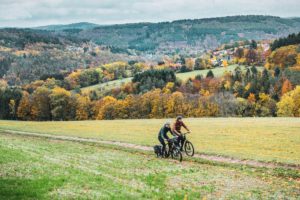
left=1, top=15, right=300, bottom=55
left=1, top=15, right=300, bottom=85
left=34, top=22, right=99, bottom=31
left=0, top=28, right=83, bottom=49
left=80, top=65, right=263, bottom=95
left=49, top=15, right=300, bottom=54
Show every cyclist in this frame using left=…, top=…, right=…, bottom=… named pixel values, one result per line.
left=158, top=121, right=173, bottom=156
left=172, top=116, right=190, bottom=151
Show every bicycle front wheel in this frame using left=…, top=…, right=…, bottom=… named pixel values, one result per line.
left=184, top=141, right=194, bottom=156
left=171, top=148, right=183, bottom=162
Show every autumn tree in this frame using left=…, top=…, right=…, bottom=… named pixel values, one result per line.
left=166, top=92, right=185, bottom=117
left=245, top=48, right=258, bottom=64
left=281, top=79, right=293, bottom=96
left=247, top=93, right=256, bottom=103
left=76, top=95, right=92, bottom=120
left=234, top=48, right=244, bottom=59
left=49, top=87, right=73, bottom=120
left=96, top=96, right=117, bottom=120
left=256, top=93, right=277, bottom=116
left=17, top=91, right=32, bottom=120
left=31, top=87, right=52, bottom=120
left=185, top=58, right=195, bottom=71
left=194, top=58, right=205, bottom=70
left=277, top=86, right=300, bottom=117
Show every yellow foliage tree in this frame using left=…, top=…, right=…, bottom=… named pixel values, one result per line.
left=277, top=86, right=300, bottom=117
left=163, top=82, right=175, bottom=94
left=268, top=45, right=298, bottom=69
left=166, top=92, right=184, bottom=116
left=96, top=96, right=117, bottom=120
left=76, top=95, right=91, bottom=120
left=49, top=87, right=72, bottom=120
left=224, top=80, right=231, bottom=91
left=185, top=58, right=195, bottom=71
left=222, top=60, right=228, bottom=68
left=31, top=87, right=51, bottom=120
left=259, top=93, right=271, bottom=103
left=17, top=91, right=31, bottom=120
left=0, top=79, right=8, bottom=89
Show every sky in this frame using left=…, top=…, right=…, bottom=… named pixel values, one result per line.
left=0, top=0, right=299, bottom=27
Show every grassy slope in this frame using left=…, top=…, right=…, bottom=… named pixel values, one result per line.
left=0, top=118, right=299, bottom=164
left=81, top=65, right=261, bottom=94
left=81, top=77, right=132, bottom=94
left=176, top=65, right=263, bottom=80
left=0, top=133, right=299, bottom=199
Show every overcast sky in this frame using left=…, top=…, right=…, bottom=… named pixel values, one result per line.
left=0, top=0, right=299, bottom=27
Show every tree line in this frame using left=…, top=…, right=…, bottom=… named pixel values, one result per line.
left=271, top=32, right=300, bottom=51
left=1, top=66, right=299, bottom=121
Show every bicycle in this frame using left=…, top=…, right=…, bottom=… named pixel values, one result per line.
left=181, top=132, right=195, bottom=157
left=163, top=137, right=183, bottom=162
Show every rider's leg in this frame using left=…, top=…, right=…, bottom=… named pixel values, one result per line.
left=158, top=136, right=166, bottom=156
left=181, top=136, right=185, bottom=150
left=178, top=135, right=184, bottom=151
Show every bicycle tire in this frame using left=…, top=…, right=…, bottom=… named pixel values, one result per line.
left=171, top=147, right=183, bottom=162
left=184, top=140, right=194, bottom=157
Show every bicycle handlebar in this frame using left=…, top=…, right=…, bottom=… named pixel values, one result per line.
left=182, top=132, right=191, bottom=135
left=163, top=132, right=191, bottom=142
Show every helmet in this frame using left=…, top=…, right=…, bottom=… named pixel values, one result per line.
left=165, top=121, right=171, bottom=126
left=176, top=115, right=183, bottom=120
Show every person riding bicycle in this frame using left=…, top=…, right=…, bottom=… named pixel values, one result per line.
left=158, top=121, right=173, bottom=156
left=172, top=116, right=190, bottom=151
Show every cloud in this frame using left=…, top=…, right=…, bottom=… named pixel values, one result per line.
left=0, top=0, right=299, bottom=27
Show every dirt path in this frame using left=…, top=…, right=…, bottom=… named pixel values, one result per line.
left=1, top=129, right=299, bottom=170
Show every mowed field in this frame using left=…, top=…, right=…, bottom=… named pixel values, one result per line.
left=81, top=65, right=262, bottom=94
left=0, top=118, right=299, bottom=165
left=175, top=65, right=262, bottom=80
left=0, top=133, right=299, bottom=199
left=81, top=77, right=132, bottom=94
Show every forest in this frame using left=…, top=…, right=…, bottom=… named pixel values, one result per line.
left=0, top=29, right=300, bottom=120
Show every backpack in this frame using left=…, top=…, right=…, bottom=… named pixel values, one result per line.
left=153, top=145, right=162, bottom=157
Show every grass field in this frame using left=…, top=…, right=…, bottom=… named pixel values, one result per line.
left=81, top=77, right=132, bottom=94
left=176, top=65, right=258, bottom=80
left=0, top=133, right=299, bottom=199
left=0, top=118, right=299, bottom=165
left=81, top=65, right=262, bottom=94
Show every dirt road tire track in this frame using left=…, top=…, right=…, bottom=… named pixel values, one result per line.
left=1, top=129, right=299, bottom=170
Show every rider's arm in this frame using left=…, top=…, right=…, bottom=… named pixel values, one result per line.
left=182, top=122, right=190, bottom=132
left=163, top=130, right=170, bottom=140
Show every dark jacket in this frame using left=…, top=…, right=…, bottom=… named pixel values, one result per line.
left=158, top=126, right=172, bottom=139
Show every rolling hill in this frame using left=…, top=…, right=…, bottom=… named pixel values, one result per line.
left=34, top=22, right=99, bottom=31
left=1, top=15, right=300, bottom=55
left=46, top=15, right=300, bottom=54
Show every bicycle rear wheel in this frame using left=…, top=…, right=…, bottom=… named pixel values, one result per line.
left=171, top=147, right=183, bottom=162
left=184, top=141, right=194, bottom=156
